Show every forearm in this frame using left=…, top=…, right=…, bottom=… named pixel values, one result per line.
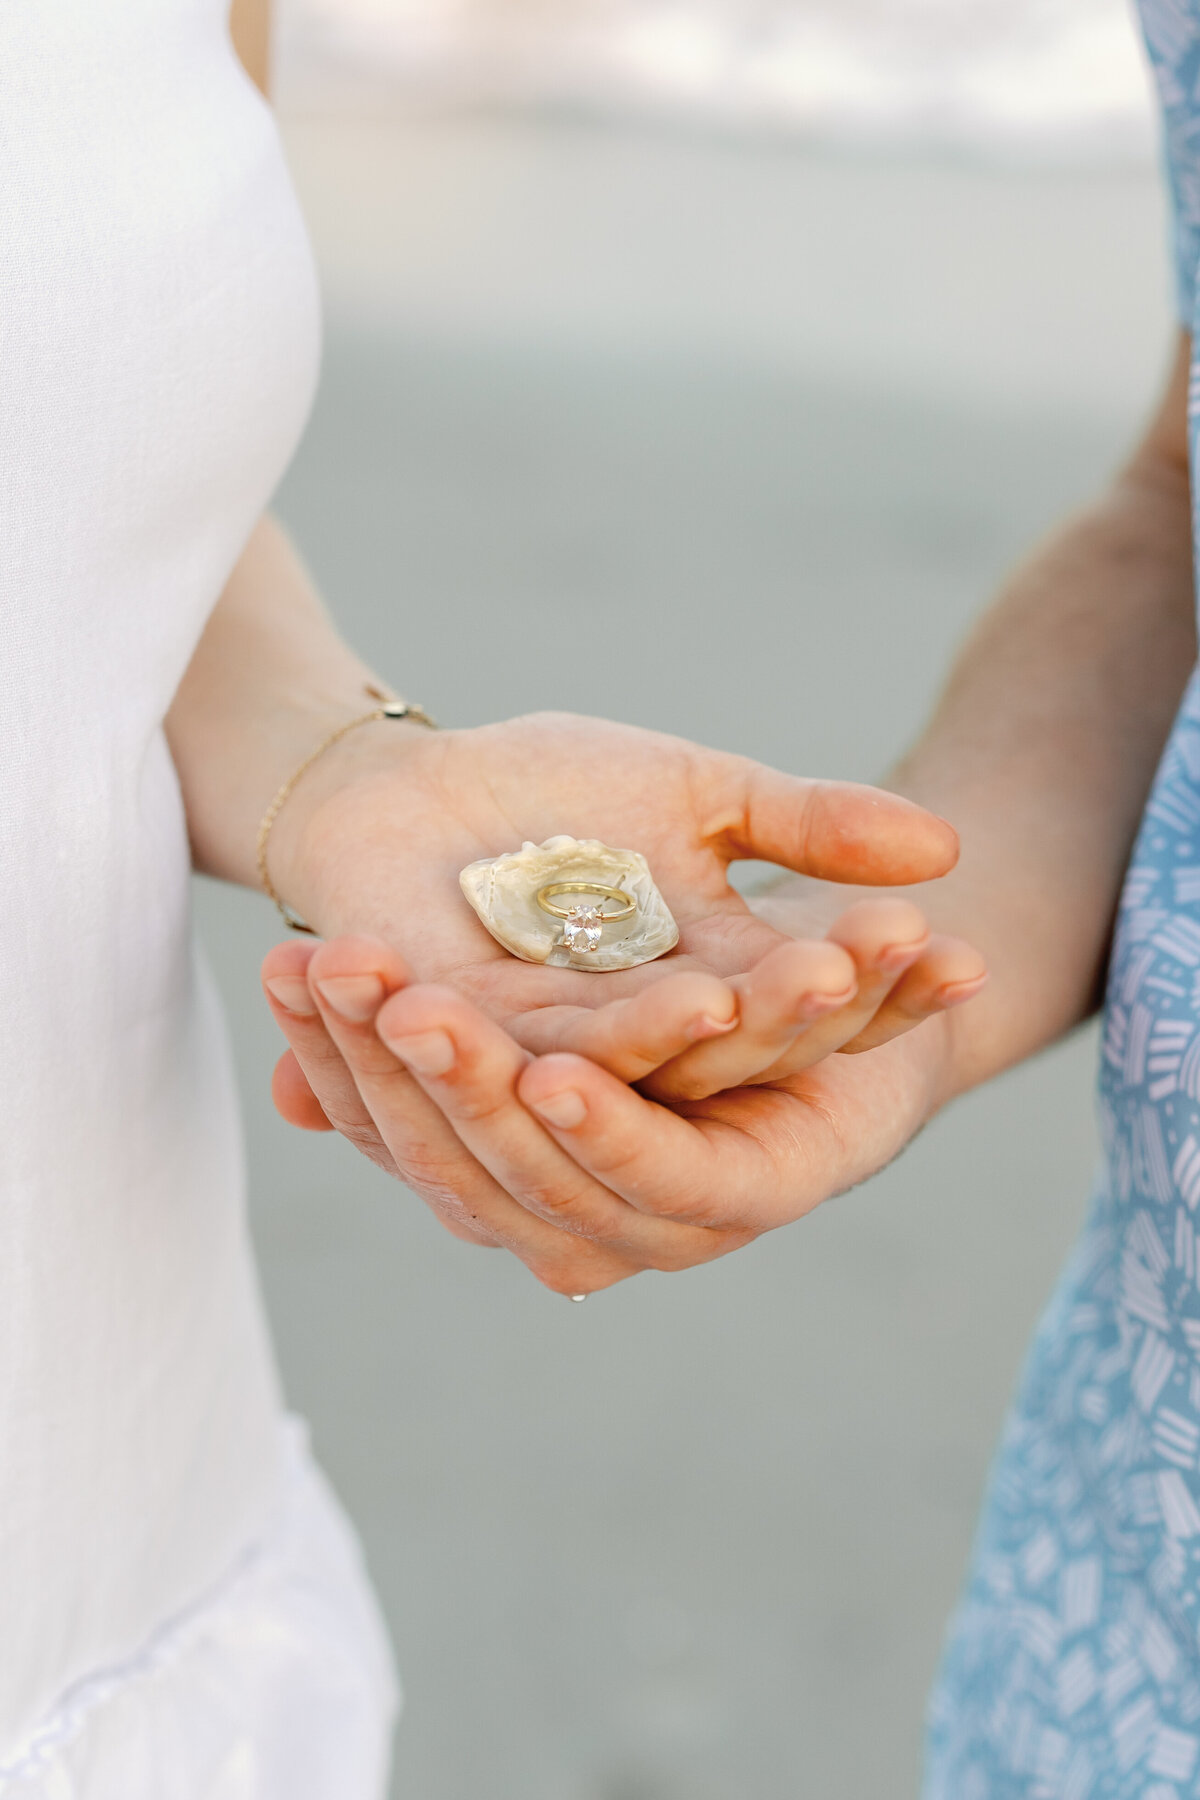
left=165, top=514, right=401, bottom=890
left=769, top=340, right=1197, bottom=1098
left=899, top=453, right=1193, bottom=1086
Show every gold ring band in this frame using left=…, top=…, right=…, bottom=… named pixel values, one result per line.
left=535, top=881, right=636, bottom=922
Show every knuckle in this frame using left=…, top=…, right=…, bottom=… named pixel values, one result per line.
left=434, top=1048, right=525, bottom=1123
left=528, top=1247, right=625, bottom=1296
left=660, top=1183, right=733, bottom=1229
left=658, top=970, right=727, bottom=1018
left=646, top=1235, right=732, bottom=1273
left=644, top=1237, right=704, bottom=1273
left=393, top=1149, right=466, bottom=1207
left=522, top=1176, right=584, bottom=1219
left=529, top=1260, right=587, bottom=1297
left=438, top=1218, right=490, bottom=1245
left=580, top=1133, right=647, bottom=1185
left=333, top=1117, right=397, bottom=1175
left=433, top=1201, right=500, bottom=1246
left=347, top=1035, right=406, bottom=1078
left=443, top=1080, right=511, bottom=1125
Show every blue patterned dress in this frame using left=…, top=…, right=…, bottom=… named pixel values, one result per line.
left=923, top=9, right=1200, bottom=1796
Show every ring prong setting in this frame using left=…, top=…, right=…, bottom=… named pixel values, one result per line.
left=459, top=838, right=679, bottom=971
left=534, top=880, right=636, bottom=958
left=562, top=903, right=605, bottom=955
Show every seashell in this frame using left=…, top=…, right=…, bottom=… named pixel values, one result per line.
left=459, top=836, right=679, bottom=971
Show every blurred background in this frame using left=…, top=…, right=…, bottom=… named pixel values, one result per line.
left=197, top=3, right=1175, bottom=1794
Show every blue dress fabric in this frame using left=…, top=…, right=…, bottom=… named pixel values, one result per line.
left=922, top=7, right=1200, bottom=1795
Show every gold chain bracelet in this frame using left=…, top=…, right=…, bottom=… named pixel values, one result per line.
left=255, top=685, right=438, bottom=934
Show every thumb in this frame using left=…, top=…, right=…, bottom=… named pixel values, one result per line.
left=705, top=758, right=959, bottom=885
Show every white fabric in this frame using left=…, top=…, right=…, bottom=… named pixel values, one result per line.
left=0, top=1422, right=398, bottom=1800
left=0, top=0, right=397, bottom=1787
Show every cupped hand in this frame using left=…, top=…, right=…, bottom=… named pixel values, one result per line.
left=260, top=926, right=968, bottom=1294
left=262, top=910, right=984, bottom=1292
left=266, top=709, right=979, bottom=1102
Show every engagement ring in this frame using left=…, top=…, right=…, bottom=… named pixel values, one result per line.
left=535, top=881, right=636, bottom=955
left=458, top=835, right=679, bottom=971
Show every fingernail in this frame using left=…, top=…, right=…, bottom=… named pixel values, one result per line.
left=382, top=1029, right=456, bottom=1076
left=936, top=974, right=988, bottom=1007
left=314, top=974, right=385, bottom=1022
left=797, top=984, right=855, bottom=1020
left=686, top=1012, right=738, bottom=1042
left=264, top=975, right=318, bottom=1015
left=529, top=1090, right=587, bottom=1129
left=877, top=937, right=929, bottom=973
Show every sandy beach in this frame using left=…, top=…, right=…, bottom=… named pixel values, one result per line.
left=196, top=107, right=1175, bottom=1798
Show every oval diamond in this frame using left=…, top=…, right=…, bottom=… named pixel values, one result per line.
left=562, top=903, right=603, bottom=953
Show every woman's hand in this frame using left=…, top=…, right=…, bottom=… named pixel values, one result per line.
left=256, top=710, right=985, bottom=1280
left=258, top=709, right=984, bottom=1271
left=265, top=709, right=981, bottom=1104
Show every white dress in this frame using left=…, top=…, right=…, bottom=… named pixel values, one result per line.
left=0, top=2, right=398, bottom=1791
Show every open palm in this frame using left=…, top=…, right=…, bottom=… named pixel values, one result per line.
left=272, top=710, right=974, bottom=1099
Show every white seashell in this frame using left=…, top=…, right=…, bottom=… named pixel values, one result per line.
left=459, top=836, right=680, bottom=971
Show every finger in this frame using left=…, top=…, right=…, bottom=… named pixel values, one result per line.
left=701, top=754, right=959, bottom=885
left=265, top=938, right=500, bottom=1251
left=837, top=934, right=988, bottom=1054
left=374, top=985, right=749, bottom=1272
left=742, top=898, right=934, bottom=1080
left=308, top=942, right=643, bottom=1287
left=646, top=900, right=929, bottom=1097
left=639, top=936, right=858, bottom=1102
left=507, top=968, right=739, bottom=1082
left=517, top=1051, right=816, bottom=1229
left=271, top=1049, right=333, bottom=1131
left=262, top=938, right=402, bottom=1179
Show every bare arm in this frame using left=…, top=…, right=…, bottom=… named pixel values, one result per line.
left=229, top=0, right=271, bottom=97
left=165, top=514, right=401, bottom=888
left=763, top=330, right=1197, bottom=1097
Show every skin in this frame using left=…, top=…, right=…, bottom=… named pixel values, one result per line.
left=262, top=701, right=976, bottom=1102
left=171, top=517, right=981, bottom=1277
left=257, top=336, right=1197, bottom=1293
left=207, top=6, right=1194, bottom=1290
left=182, top=12, right=983, bottom=1260
left=230, top=0, right=271, bottom=95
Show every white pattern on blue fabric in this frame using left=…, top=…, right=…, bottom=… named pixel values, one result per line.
left=923, top=6, right=1200, bottom=1788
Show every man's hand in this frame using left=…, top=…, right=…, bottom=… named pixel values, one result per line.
left=260, top=929, right=957, bottom=1292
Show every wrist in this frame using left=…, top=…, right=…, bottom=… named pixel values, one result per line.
left=261, top=707, right=443, bottom=933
